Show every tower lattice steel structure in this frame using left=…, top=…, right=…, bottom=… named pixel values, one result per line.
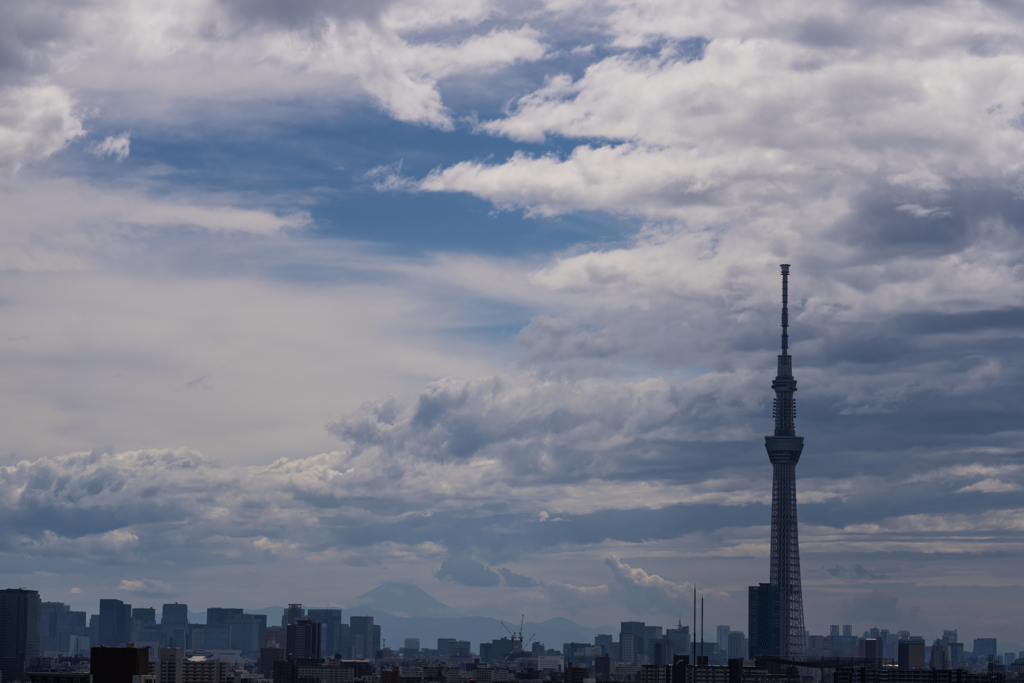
left=765, top=264, right=806, bottom=660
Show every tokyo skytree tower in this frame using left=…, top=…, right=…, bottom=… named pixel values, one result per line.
left=765, top=264, right=806, bottom=659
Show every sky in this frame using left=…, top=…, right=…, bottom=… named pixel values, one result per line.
left=2, top=0, right=1024, bottom=652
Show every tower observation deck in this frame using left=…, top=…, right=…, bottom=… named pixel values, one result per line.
left=765, top=264, right=806, bottom=659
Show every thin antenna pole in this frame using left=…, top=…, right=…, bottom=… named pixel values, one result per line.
left=693, top=586, right=696, bottom=662
left=780, top=264, right=790, bottom=355
left=700, top=593, right=704, bottom=663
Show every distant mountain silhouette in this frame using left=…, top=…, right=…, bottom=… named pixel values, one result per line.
left=346, top=582, right=611, bottom=651
left=173, top=584, right=612, bottom=651
left=351, top=582, right=458, bottom=618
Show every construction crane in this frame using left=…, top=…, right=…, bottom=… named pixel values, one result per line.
left=499, top=615, right=536, bottom=661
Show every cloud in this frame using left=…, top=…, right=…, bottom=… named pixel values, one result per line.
left=955, top=478, right=1021, bottom=494
left=604, top=556, right=692, bottom=615
left=499, top=567, right=537, bottom=587
left=118, top=578, right=174, bottom=596
left=838, top=591, right=918, bottom=626
left=825, top=564, right=889, bottom=581
left=434, top=556, right=500, bottom=587
left=89, top=133, right=131, bottom=162
left=0, top=84, right=85, bottom=172
left=0, top=0, right=548, bottom=130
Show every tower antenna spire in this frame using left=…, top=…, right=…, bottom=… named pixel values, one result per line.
left=764, top=263, right=806, bottom=660
left=780, top=263, right=789, bottom=355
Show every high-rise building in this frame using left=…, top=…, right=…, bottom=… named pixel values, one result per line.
left=281, top=604, right=305, bottom=628
left=307, top=609, right=342, bottom=658
left=159, top=604, right=187, bottom=651
left=644, top=626, right=663, bottom=656
left=620, top=622, right=646, bottom=661
left=932, top=640, right=950, bottom=670
left=595, top=634, right=613, bottom=656
left=349, top=616, right=375, bottom=660
left=666, top=627, right=688, bottom=662
left=974, top=639, right=997, bottom=658
left=950, top=642, right=965, bottom=668
left=716, top=627, right=730, bottom=651
left=159, top=647, right=184, bottom=683
left=899, top=637, right=926, bottom=670
left=161, top=604, right=188, bottom=625
left=286, top=618, right=322, bottom=661
left=747, top=583, right=779, bottom=659
left=40, top=602, right=87, bottom=655
left=764, top=264, right=806, bottom=659
left=727, top=631, right=746, bottom=660
left=206, top=608, right=243, bottom=626
left=860, top=638, right=884, bottom=667
left=0, top=588, right=41, bottom=683
left=99, top=599, right=132, bottom=648
left=621, top=633, right=637, bottom=664
left=942, top=631, right=958, bottom=645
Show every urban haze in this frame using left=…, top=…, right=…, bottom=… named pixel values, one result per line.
left=1, top=0, right=1024, bottom=682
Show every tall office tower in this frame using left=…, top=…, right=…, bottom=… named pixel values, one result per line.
left=620, top=622, right=646, bottom=661
left=282, top=604, right=305, bottom=628
left=0, top=588, right=41, bottom=683
left=716, top=626, right=730, bottom=651
left=899, top=637, right=926, bottom=670
left=349, top=616, right=375, bottom=660
left=99, top=599, right=132, bottom=648
left=620, top=633, right=637, bottom=664
left=764, top=264, right=806, bottom=659
left=160, top=604, right=187, bottom=650
left=286, top=618, right=322, bottom=661
left=974, top=639, right=997, bottom=658
left=747, top=584, right=779, bottom=659
left=161, top=604, right=188, bottom=625
left=727, top=631, right=746, bottom=660
left=307, top=609, right=342, bottom=658
left=942, top=630, right=958, bottom=645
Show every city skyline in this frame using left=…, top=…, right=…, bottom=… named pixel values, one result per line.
left=3, top=0, right=1024, bottom=656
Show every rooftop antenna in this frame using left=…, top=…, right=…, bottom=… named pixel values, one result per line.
left=693, top=586, right=696, bottom=661
left=700, top=593, right=704, bottom=663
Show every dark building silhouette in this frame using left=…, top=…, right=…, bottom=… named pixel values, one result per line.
left=259, top=647, right=285, bottom=676
left=39, top=602, right=87, bottom=655
left=349, top=617, right=376, bottom=660
left=565, top=663, right=589, bottom=683
left=747, top=583, right=779, bottom=659
left=99, top=599, right=132, bottom=648
left=974, top=639, right=997, bottom=658
left=0, top=588, right=41, bottom=683
left=307, top=609, right=342, bottom=657
left=90, top=645, right=149, bottom=683
left=206, top=608, right=243, bottom=626
left=161, top=604, right=187, bottom=625
left=159, top=604, right=187, bottom=650
left=281, top=604, right=305, bottom=628
left=764, top=264, right=806, bottom=659
left=618, top=622, right=643, bottom=659
left=899, top=637, right=926, bottom=670
left=286, top=618, right=322, bottom=660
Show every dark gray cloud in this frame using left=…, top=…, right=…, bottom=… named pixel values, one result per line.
left=498, top=568, right=536, bottom=588
left=435, top=556, right=501, bottom=587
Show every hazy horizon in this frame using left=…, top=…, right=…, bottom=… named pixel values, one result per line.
left=2, top=0, right=1024, bottom=652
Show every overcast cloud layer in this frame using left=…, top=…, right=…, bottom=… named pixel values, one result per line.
left=2, top=0, right=1024, bottom=651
